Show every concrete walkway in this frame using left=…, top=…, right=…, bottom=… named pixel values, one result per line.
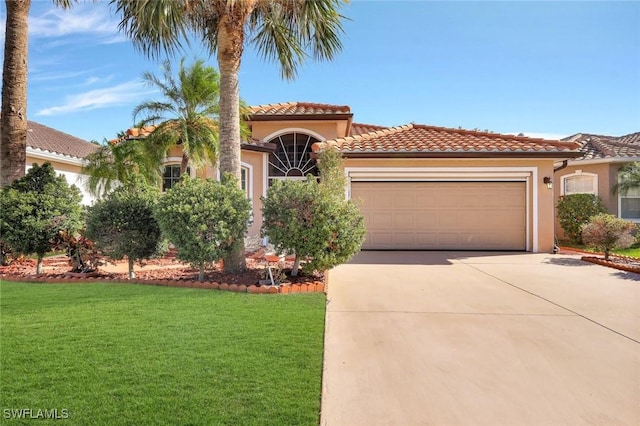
left=321, top=252, right=640, bottom=426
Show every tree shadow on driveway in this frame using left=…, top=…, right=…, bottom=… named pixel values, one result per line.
left=542, top=257, right=591, bottom=267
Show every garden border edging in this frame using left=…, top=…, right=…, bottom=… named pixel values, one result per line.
left=0, top=273, right=326, bottom=294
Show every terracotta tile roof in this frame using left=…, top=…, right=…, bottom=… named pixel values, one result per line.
left=248, top=102, right=351, bottom=116
left=113, top=125, right=275, bottom=152
left=26, top=121, right=98, bottom=159
left=349, top=122, right=388, bottom=136
left=313, top=124, right=581, bottom=157
left=562, top=132, right=640, bottom=160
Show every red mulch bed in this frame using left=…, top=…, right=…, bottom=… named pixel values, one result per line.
left=0, top=250, right=325, bottom=291
left=580, top=255, right=640, bottom=274
left=559, top=246, right=640, bottom=274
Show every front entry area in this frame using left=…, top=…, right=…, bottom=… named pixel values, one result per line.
left=351, top=181, right=526, bottom=250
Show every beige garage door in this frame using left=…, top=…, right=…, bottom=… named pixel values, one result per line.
left=351, top=181, right=526, bottom=250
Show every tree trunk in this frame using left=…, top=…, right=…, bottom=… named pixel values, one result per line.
left=128, top=257, right=135, bottom=279
left=291, top=255, right=301, bottom=277
left=198, top=261, right=205, bottom=282
left=180, top=153, right=189, bottom=176
left=604, top=248, right=610, bottom=261
left=217, top=6, right=254, bottom=273
left=36, top=255, right=43, bottom=275
left=1, top=0, right=31, bottom=187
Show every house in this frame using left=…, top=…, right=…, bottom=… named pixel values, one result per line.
left=24, top=121, right=98, bottom=205
left=553, top=132, right=640, bottom=226
left=127, top=101, right=580, bottom=253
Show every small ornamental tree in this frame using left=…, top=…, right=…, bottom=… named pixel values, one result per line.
left=261, top=149, right=366, bottom=276
left=0, top=163, right=82, bottom=273
left=86, top=180, right=164, bottom=278
left=154, top=176, right=250, bottom=281
left=556, top=194, right=607, bottom=244
left=581, top=214, right=636, bottom=260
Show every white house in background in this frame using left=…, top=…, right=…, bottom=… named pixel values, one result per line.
left=24, top=121, right=98, bottom=205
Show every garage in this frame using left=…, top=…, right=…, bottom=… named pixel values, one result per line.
left=351, top=181, right=526, bottom=250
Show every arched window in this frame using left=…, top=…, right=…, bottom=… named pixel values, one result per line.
left=267, top=132, right=320, bottom=184
left=561, top=172, right=597, bottom=196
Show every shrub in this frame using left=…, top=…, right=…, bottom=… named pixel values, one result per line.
left=155, top=176, right=251, bottom=281
left=0, top=163, right=82, bottom=274
left=556, top=194, right=607, bottom=244
left=581, top=214, right=636, bottom=260
left=261, top=150, right=366, bottom=276
left=86, top=181, right=164, bottom=278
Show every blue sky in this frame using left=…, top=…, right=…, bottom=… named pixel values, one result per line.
left=2, top=0, right=639, bottom=142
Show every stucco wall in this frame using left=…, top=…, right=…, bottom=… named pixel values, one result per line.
left=240, top=150, right=267, bottom=238
left=250, top=120, right=347, bottom=142
left=26, top=155, right=94, bottom=205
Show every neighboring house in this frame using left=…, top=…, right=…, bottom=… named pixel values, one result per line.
left=25, top=121, right=98, bottom=205
left=554, top=132, right=640, bottom=226
left=124, top=101, right=581, bottom=253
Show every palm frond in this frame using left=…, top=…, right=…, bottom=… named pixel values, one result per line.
left=110, top=0, right=189, bottom=59
left=249, top=0, right=345, bottom=80
left=613, top=162, right=640, bottom=195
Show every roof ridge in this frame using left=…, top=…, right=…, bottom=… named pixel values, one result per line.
left=408, top=123, right=581, bottom=150
left=248, top=101, right=351, bottom=114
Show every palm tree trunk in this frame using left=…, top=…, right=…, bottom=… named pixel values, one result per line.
left=1, top=0, right=31, bottom=187
left=180, top=153, right=189, bottom=176
left=217, top=7, right=253, bottom=273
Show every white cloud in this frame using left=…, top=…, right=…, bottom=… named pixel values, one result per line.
left=30, top=69, right=95, bottom=82
left=28, top=4, right=121, bottom=42
left=35, top=80, right=156, bottom=116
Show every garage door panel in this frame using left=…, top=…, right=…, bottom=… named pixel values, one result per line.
left=394, top=194, right=415, bottom=208
left=352, top=182, right=526, bottom=250
left=393, top=213, right=416, bottom=230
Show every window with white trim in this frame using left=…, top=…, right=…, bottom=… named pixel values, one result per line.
left=561, top=173, right=597, bottom=196
left=241, top=167, right=248, bottom=196
left=162, top=165, right=189, bottom=191
left=618, top=170, right=640, bottom=220
left=267, top=132, right=320, bottom=185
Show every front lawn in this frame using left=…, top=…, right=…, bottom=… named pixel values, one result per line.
left=0, top=282, right=326, bottom=425
left=560, top=242, right=640, bottom=258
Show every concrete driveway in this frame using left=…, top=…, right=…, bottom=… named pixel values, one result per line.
left=321, top=252, right=640, bottom=426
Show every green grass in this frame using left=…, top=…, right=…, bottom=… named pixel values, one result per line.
left=0, top=282, right=326, bottom=425
left=560, top=241, right=640, bottom=258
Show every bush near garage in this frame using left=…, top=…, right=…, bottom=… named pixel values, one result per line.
left=581, top=213, right=636, bottom=260
left=261, top=149, right=366, bottom=277
left=556, top=193, right=607, bottom=244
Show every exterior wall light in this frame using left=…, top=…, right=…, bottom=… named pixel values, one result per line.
left=543, top=176, right=553, bottom=189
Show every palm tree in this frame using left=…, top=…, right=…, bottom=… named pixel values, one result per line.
left=133, top=58, right=222, bottom=177
left=82, top=138, right=161, bottom=199
left=1, top=0, right=74, bottom=187
left=613, top=162, right=640, bottom=195
left=112, top=0, right=346, bottom=272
